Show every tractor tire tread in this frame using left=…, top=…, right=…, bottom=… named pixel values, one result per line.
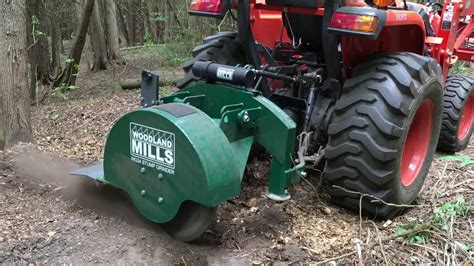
left=324, top=52, right=442, bottom=219
left=177, top=32, right=245, bottom=89
left=437, top=75, right=474, bottom=152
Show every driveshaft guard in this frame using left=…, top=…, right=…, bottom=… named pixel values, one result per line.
left=103, top=103, right=241, bottom=223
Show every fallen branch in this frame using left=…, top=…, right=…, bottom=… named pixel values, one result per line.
left=332, top=185, right=430, bottom=208
left=120, top=44, right=158, bottom=51
left=120, top=76, right=180, bottom=90
left=366, top=221, right=389, bottom=264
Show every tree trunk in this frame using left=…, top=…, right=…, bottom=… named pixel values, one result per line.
left=116, top=1, right=130, bottom=46
left=27, top=0, right=51, bottom=101
left=54, top=0, right=95, bottom=87
left=26, top=5, right=37, bottom=101
left=34, top=2, right=51, bottom=84
left=49, top=0, right=62, bottom=78
left=127, top=0, right=140, bottom=45
left=74, top=0, right=93, bottom=71
left=0, top=0, right=31, bottom=150
left=105, top=0, right=121, bottom=60
left=128, top=0, right=136, bottom=45
left=88, top=0, right=108, bottom=71
left=146, top=1, right=159, bottom=42
left=135, top=0, right=145, bottom=44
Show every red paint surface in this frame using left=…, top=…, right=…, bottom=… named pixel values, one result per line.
left=458, top=94, right=474, bottom=141
left=400, top=100, right=434, bottom=187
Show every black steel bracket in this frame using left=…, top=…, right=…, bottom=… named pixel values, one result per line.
left=141, top=70, right=160, bottom=108
left=322, top=0, right=344, bottom=86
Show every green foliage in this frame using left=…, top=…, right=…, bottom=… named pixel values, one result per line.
left=31, top=15, right=40, bottom=25
left=438, top=155, right=474, bottom=167
left=394, top=222, right=432, bottom=244
left=31, top=15, right=46, bottom=39
left=451, top=61, right=470, bottom=75
left=157, top=24, right=208, bottom=66
left=65, top=58, right=80, bottom=71
left=34, top=30, right=46, bottom=38
left=159, top=42, right=193, bottom=66
left=153, top=12, right=166, bottom=22
left=144, top=33, right=154, bottom=46
left=394, top=197, right=471, bottom=245
left=50, top=84, right=78, bottom=100
left=433, top=196, right=470, bottom=231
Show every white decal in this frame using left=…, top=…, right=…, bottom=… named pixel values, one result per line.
left=216, top=67, right=234, bottom=81
left=443, top=13, right=453, bottom=22
left=396, top=14, right=407, bottom=21
left=130, top=123, right=175, bottom=175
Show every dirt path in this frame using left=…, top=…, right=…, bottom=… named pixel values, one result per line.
left=0, top=148, right=264, bottom=264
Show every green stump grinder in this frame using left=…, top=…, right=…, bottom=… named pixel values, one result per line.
left=73, top=67, right=304, bottom=242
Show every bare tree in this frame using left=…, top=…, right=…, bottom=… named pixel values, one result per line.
left=105, top=0, right=121, bottom=60
left=0, top=0, right=31, bottom=150
left=49, top=0, right=62, bottom=77
left=115, top=1, right=130, bottom=46
left=26, top=0, right=52, bottom=101
left=127, top=0, right=138, bottom=45
left=88, top=0, right=108, bottom=70
left=54, top=0, right=95, bottom=87
left=126, top=0, right=146, bottom=45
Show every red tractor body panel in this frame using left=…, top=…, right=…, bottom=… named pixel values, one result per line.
left=340, top=10, right=426, bottom=76
left=460, top=0, right=474, bottom=16
left=249, top=2, right=428, bottom=77
left=249, top=5, right=290, bottom=48
left=455, top=22, right=474, bottom=61
left=245, top=0, right=474, bottom=80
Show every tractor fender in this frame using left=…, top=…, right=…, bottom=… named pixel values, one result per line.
left=335, top=8, right=427, bottom=77
left=329, top=7, right=425, bottom=42
left=103, top=104, right=242, bottom=223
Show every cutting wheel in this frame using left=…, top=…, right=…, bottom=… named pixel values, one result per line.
left=161, top=201, right=217, bottom=242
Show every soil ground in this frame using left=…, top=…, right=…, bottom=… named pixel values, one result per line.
left=0, top=47, right=473, bottom=264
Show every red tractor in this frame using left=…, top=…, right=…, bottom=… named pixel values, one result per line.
left=179, top=0, right=474, bottom=219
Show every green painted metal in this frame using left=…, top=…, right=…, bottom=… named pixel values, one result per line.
left=162, top=82, right=303, bottom=199
left=103, top=104, right=241, bottom=223
left=102, top=82, right=302, bottom=224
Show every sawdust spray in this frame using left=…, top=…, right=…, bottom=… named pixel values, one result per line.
left=11, top=145, right=155, bottom=228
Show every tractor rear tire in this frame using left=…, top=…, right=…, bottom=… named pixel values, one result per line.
left=324, top=53, right=443, bottom=219
left=437, top=76, right=474, bottom=152
left=177, top=32, right=246, bottom=89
